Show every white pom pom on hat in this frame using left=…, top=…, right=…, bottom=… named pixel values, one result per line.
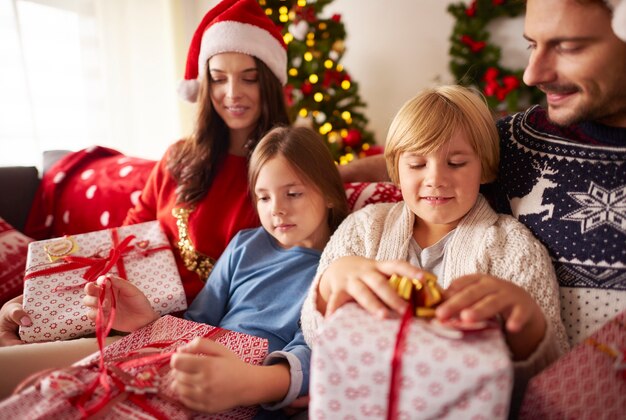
left=178, top=0, right=287, bottom=103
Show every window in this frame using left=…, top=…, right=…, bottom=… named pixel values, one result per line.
left=0, top=0, right=185, bottom=169
left=0, top=0, right=105, bottom=167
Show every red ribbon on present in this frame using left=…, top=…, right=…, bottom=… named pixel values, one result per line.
left=69, top=308, right=228, bottom=419
left=386, top=274, right=443, bottom=420
left=387, top=301, right=416, bottom=420
left=24, top=228, right=171, bottom=291
left=24, top=228, right=135, bottom=286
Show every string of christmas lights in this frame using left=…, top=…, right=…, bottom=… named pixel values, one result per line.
left=260, top=0, right=380, bottom=164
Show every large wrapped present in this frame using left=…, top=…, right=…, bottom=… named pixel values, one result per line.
left=519, top=310, right=626, bottom=419
left=0, top=315, right=269, bottom=419
left=309, top=304, right=513, bottom=419
left=19, top=221, right=187, bottom=343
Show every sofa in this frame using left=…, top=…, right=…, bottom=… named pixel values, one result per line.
left=0, top=146, right=402, bottom=306
left=0, top=150, right=71, bottom=233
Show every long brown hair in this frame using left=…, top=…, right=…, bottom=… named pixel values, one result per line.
left=248, top=126, right=349, bottom=233
left=168, top=57, right=289, bottom=205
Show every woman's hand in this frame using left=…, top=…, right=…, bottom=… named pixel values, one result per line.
left=436, top=274, right=547, bottom=360
left=319, top=256, right=424, bottom=318
left=82, top=275, right=159, bottom=332
left=0, top=295, right=29, bottom=346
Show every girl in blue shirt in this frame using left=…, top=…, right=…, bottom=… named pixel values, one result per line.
left=83, top=126, right=349, bottom=415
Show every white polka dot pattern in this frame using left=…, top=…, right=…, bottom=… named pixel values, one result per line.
left=130, top=190, right=142, bottom=206
left=52, top=171, right=65, bottom=184
left=80, top=169, right=94, bottom=180
left=118, top=165, right=133, bottom=177
left=19, top=221, right=187, bottom=343
left=309, top=304, right=513, bottom=419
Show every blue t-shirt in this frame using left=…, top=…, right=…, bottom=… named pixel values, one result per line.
left=184, top=227, right=320, bottom=404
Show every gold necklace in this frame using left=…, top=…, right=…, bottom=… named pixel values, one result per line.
left=171, top=207, right=216, bottom=281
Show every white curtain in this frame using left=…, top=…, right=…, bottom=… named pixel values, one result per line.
left=0, top=0, right=191, bottom=169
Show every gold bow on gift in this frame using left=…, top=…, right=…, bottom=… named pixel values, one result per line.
left=388, top=273, right=443, bottom=318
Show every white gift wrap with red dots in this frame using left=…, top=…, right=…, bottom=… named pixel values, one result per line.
left=19, top=221, right=187, bottom=343
left=309, top=304, right=513, bottom=420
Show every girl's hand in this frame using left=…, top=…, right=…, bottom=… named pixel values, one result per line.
left=171, top=338, right=289, bottom=413
left=436, top=274, right=547, bottom=359
left=0, top=295, right=28, bottom=346
left=319, top=256, right=424, bottom=318
left=82, top=275, right=159, bottom=332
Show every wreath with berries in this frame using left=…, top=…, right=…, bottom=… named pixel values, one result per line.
left=447, top=0, right=542, bottom=113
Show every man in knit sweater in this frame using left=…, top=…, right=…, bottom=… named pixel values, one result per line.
left=491, top=0, right=626, bottom=345
left=338, top=0, right=626, bottom=346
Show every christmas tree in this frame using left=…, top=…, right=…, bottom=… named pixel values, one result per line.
left=259, top=0, right=379, bottom=164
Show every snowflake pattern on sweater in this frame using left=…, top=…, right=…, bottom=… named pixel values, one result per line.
left=494, top=106, right=626, bottom=344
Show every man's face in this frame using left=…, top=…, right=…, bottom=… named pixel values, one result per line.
left=523, top=0, right=626, bottom=127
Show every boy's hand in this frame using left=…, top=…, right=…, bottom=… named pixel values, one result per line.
left=436, top=274, right=547, bottom=359
left=82, top=275, right=159, bottom=332
left=320, top=256, right=423, bottom=318
left=0, top=295, right=28, bottom=346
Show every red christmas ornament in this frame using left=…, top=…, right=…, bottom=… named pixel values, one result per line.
left=492, top=0, right=505, bottom=5
left=460, top=35, right=486, bottom=53
left=301, top=81, right=313, bottom=96
left=482, top=67, right=519, bottom=101
left=331, top=14, right=341, bottom=23
left=283, top=84, right=294, bottom=106
left=344, top=129, right=362, bottom=148
left=363, top=144, right=384, bottom=156
left=296, top=6, right=316, bottom=23
left=465, top=0, right=477, bottom=17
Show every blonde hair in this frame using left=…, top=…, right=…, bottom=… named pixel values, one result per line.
left=248, top=126, right=349, bottom=232
left=384, top=85, right=499, bottom=185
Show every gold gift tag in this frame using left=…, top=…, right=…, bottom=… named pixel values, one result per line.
left=388, top=272, right=443, bottom=318
left=44, top=236, right=78, bottom=262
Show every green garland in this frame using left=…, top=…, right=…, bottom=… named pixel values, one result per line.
left=448, top=0, right=542, bottom=112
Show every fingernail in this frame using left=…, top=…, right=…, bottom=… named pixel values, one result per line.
left=20, top=316, right=32, bottom=326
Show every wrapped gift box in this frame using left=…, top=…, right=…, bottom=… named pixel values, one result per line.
left=519, top=310, right=626, bottom=419
left=309, top=304, right=513, bottom=419
left=0, top=315, right=269, bottom=419
left=19, top=221, right=187, bottom=343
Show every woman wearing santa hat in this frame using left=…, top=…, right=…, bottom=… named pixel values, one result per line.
left=123, top=0, right=290, bottom=304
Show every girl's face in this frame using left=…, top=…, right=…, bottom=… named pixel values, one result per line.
left=208, top=52, right=262, bottom=153
left=254, top=155, right=331, bottom=251
left=397, top=130, right=482, bottom=239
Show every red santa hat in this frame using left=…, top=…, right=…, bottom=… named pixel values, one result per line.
left=178, top=0, right=287, bottom=102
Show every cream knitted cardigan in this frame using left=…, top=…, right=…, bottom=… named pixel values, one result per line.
left=301, top=195, right=569, bottom=385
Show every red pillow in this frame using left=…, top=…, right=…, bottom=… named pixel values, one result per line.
left=345, top=182, right=403, bottom=212
left=24, top=146, right=156, bottom=240
left=0, top=217, right=33, bottom=306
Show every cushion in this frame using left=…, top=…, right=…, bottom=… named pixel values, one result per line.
left=0, top=166, right=39, bottom=232
left=0, top=217, right=33, bottom=306
left=24, top=146, right=157, bottom=240
left=345, top=181, right=403, bottom=212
